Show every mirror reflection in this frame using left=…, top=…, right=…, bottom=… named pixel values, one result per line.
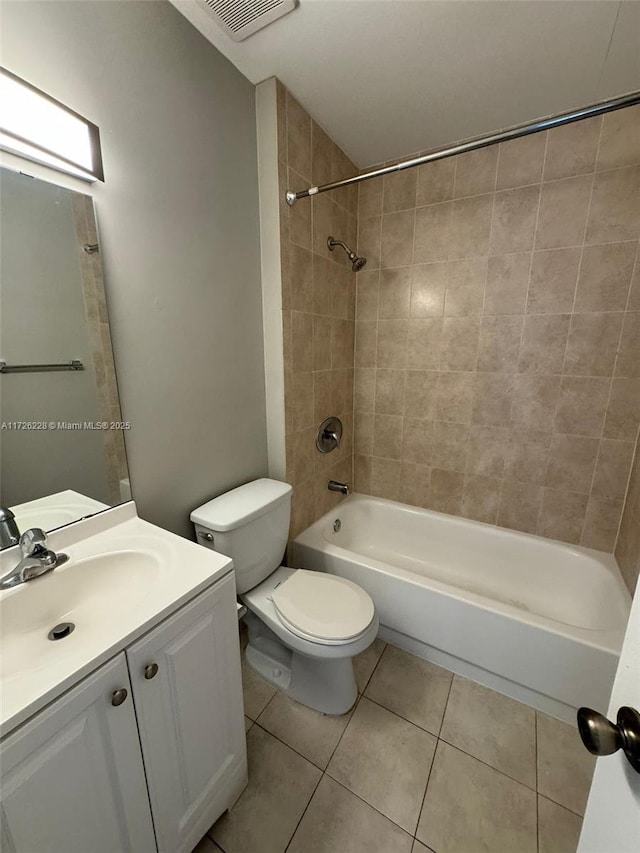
left=0, top=167, right=130, bottom=546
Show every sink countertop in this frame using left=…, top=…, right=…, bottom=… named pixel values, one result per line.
left=0, top=503, right=234, bottom=738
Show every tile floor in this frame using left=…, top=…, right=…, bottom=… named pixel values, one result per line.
left=196, top=636, right=595, bottom=853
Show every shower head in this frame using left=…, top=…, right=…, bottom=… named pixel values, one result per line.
left=327, top=236, right=367, bottom=272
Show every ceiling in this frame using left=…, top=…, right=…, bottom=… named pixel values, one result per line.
left=170, top=0, right=640, bottom=168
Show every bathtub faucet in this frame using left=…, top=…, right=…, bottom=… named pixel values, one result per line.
left=328, top=480, right=350, bottom=496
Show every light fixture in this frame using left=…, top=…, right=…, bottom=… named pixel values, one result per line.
left=0, top=67, right=104, bottom=182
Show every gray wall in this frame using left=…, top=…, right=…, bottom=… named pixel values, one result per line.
left=0, top=1, right=268, bottom=537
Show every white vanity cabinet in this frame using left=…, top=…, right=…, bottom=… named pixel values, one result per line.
left=0, top=571, right=247, bottom=853
left=0, top=653, right=156, bottom=853
left=127, top=571, right=247, bottom=853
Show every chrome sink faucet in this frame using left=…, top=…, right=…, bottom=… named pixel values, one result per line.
left=0, top=528, right=69, bottom=590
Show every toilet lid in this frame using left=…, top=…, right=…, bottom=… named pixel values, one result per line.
left=271, top=570, right=375, bottom=642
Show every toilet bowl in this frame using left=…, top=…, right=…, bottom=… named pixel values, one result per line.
left=191, top=479, right=378, bottom=714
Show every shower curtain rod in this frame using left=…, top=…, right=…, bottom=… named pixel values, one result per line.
left=285, top=90, right=640, bottom=205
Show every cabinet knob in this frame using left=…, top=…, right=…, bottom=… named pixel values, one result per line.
left=144, top=663, right=159, bottom=680
left=111, top=688, right=128, bottom=706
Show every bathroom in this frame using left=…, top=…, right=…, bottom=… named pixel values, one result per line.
left=0, top=1, right=639, bottom=852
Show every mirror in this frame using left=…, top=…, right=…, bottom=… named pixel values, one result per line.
left=0, top=167, right=130, bottom=546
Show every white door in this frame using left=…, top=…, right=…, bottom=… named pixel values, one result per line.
left=127, top=573, right=247, bottom=853
left=0, top=653, right=156, bottom=853
left=578, top=581, right=640, bottom=852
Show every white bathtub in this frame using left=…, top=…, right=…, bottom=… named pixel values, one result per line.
left=293, top=494, right=631, bottom=723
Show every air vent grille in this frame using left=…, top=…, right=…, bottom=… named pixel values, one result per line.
left=197, top=0, right=296, bottom=41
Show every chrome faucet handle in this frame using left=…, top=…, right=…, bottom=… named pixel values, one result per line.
left=20, top=528, right=48, bottom=558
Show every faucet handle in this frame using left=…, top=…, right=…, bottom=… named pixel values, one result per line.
left=20, top=528, right=48, bottom=558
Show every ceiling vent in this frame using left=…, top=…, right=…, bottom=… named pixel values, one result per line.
left=196, top=0, right=296, bottom=42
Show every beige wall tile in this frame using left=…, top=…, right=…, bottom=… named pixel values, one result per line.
left=504, top=430, right=552, bottom=484
left=410, top=262, right=446, bottom=317
left=374, top=414, right=403, bottom=460
left=383, top=169, right=418, bottom=213
left=376, top=368, right=406, bottom=413
left=311, top=121, right=332, bottom=186
left=354, top=412, right=374, bottom=456
left=286, top=91, right=311, bottom=181
left=414, top=202, right=452, bottom=263
left=535, top=174, right=592, bottom=250
left=402, top=418, right=434, bottom=465
left=472, top=372, right=513, bottom=425
left=289, top=244, right=314, bottom=312
left=585, top=166, right=640, bottom=244
left=404, top=370, right=438, bottom=419
left=432, top=422, right=469, bottom=471
left=582, top=495, right=624, bottom=552
left=490, top=185, right=539, bottom=255
left=498, top=480, right=542, bottom=534
left=554, top=376, right=611, bottom=437
left=407, top=318, right=442, bottom=370
left=614, top=439, right=640, bottom=593
left=379, top=267, right=412, bottom=318
left=537, top=488, right=588, bottom=544
left=574, top=242, right=636, bottom=312
left=358, top=215, right=382, bottom=270
left=454, top=147, right=498, bottom=198
left=627, top=249, right=640, bottom=310
left=597, top=105, right=640, bottom=171
left=564, top=313, right=623, bottom=377
left=313, top=315, right=332, bottom=371
left=466, top=425, right=509, bottom=477
left=615, top=312, right=640, bottom=378
left=416, top=158, right=455, bottom=206
left=429, top=469, right=464, bottom=514
left=449, top=194, right=493, bottom=258
left=603, top=378, right=640, bottom=440
left=546, top=434, right=599, bottom=492
left=398, top=462, right=431, bottom=509
left=381, top=210, right=415, bottom=268
left=378, top=319, right=408, bottom=367
left=444, top=258, right=487, bottom=316
left=592, top=439, right=635, bottom=500
left=543, top=116, right=601, bottom=181
left=511, top=374, right=561, bottom=431
left=370, top=456, right=401, bottom=500
left=354, top=367, right=375, bottom=412
left=354, top=453, right=372, bottom=492
left=461, top=474, right=502, bottom=523
left=497, top=133, right=546, bottom=190
left=477, top=315, right=523, bottom=372
left=312, top=254, right=334, bottom=315
left=435, top=371, right=475, bottom=423
left=355, top=269, right=380, bottom=321
left=359, top=177, right=383, bottom=218
left=355, top=321, right=378, bottom=367
left=440, top=317, right=480, bottom=371
left=289, top=167, right=312, bottom=248
left=484, top=253, right=530, bottom=315
left=331, top=317, right=354, bottom=369
left=518, top=314, right=570, bottom=374
left=526, top=248, right=581, bottom=314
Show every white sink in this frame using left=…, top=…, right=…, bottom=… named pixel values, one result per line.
left=0, top=503, right=234, bottom=736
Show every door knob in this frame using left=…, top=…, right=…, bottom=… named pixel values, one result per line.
left=577, top=706, right=640, bottom=773
left=144, top=663, right=159, bottom=680
left=111, top=688, right=128, bottom=706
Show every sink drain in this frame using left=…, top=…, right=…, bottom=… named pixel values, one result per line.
left=48, top=622, right=75, bottom=641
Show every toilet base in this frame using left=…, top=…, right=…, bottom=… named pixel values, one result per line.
left=243, top=610, right=358, bottom=715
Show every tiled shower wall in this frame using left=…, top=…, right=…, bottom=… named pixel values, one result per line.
left=615, top=436, right=640, bottom=594
left=276, top=82, right=359, bottom=537
left=353, top=105, right=640, bottom=554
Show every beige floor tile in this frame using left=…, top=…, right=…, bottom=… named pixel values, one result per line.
left=211, top=725, right=321, bottom=853
left=353, top=637, right=386, bottom=692
left=244, top=716, right=252, bottom=733
left=364, top=645, right=452, bottom=735
left=439, top=675, right=536, bottom=788
left=241, top=656, right=276, bottom=720
left=417, top=741, right=537, bottom=853
left=537, top=712, right=595, bottom=816
left=412, top=842, right=435, bottom=853
left=256, top=690, right=353, bottom=769
left=287, top=775, right=413, bottom=853
left=538, top=795, right=583, bottom=853
left=327, top=696, right=436, bottom=833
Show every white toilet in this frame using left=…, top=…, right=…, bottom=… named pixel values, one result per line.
left=191, top=478, right=378, bottom=714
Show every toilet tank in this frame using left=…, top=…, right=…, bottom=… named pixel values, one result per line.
left=190, top=479, right=292, bottom=594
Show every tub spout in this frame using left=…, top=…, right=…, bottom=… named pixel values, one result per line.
left=328, top=480, right=350, bottom=496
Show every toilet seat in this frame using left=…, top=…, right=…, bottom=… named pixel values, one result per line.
left=271, top=570, right=375, bottom=644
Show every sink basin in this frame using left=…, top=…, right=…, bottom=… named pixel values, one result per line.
left=1, top=550, right=160, bottom=680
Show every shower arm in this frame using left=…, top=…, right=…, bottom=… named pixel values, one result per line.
left=285, top=89, right=640, bottom=205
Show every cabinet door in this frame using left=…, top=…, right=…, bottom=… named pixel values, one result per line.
left=0, top=654, right=156, bottom=853
left=127, top=573, right=247, bottom=853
